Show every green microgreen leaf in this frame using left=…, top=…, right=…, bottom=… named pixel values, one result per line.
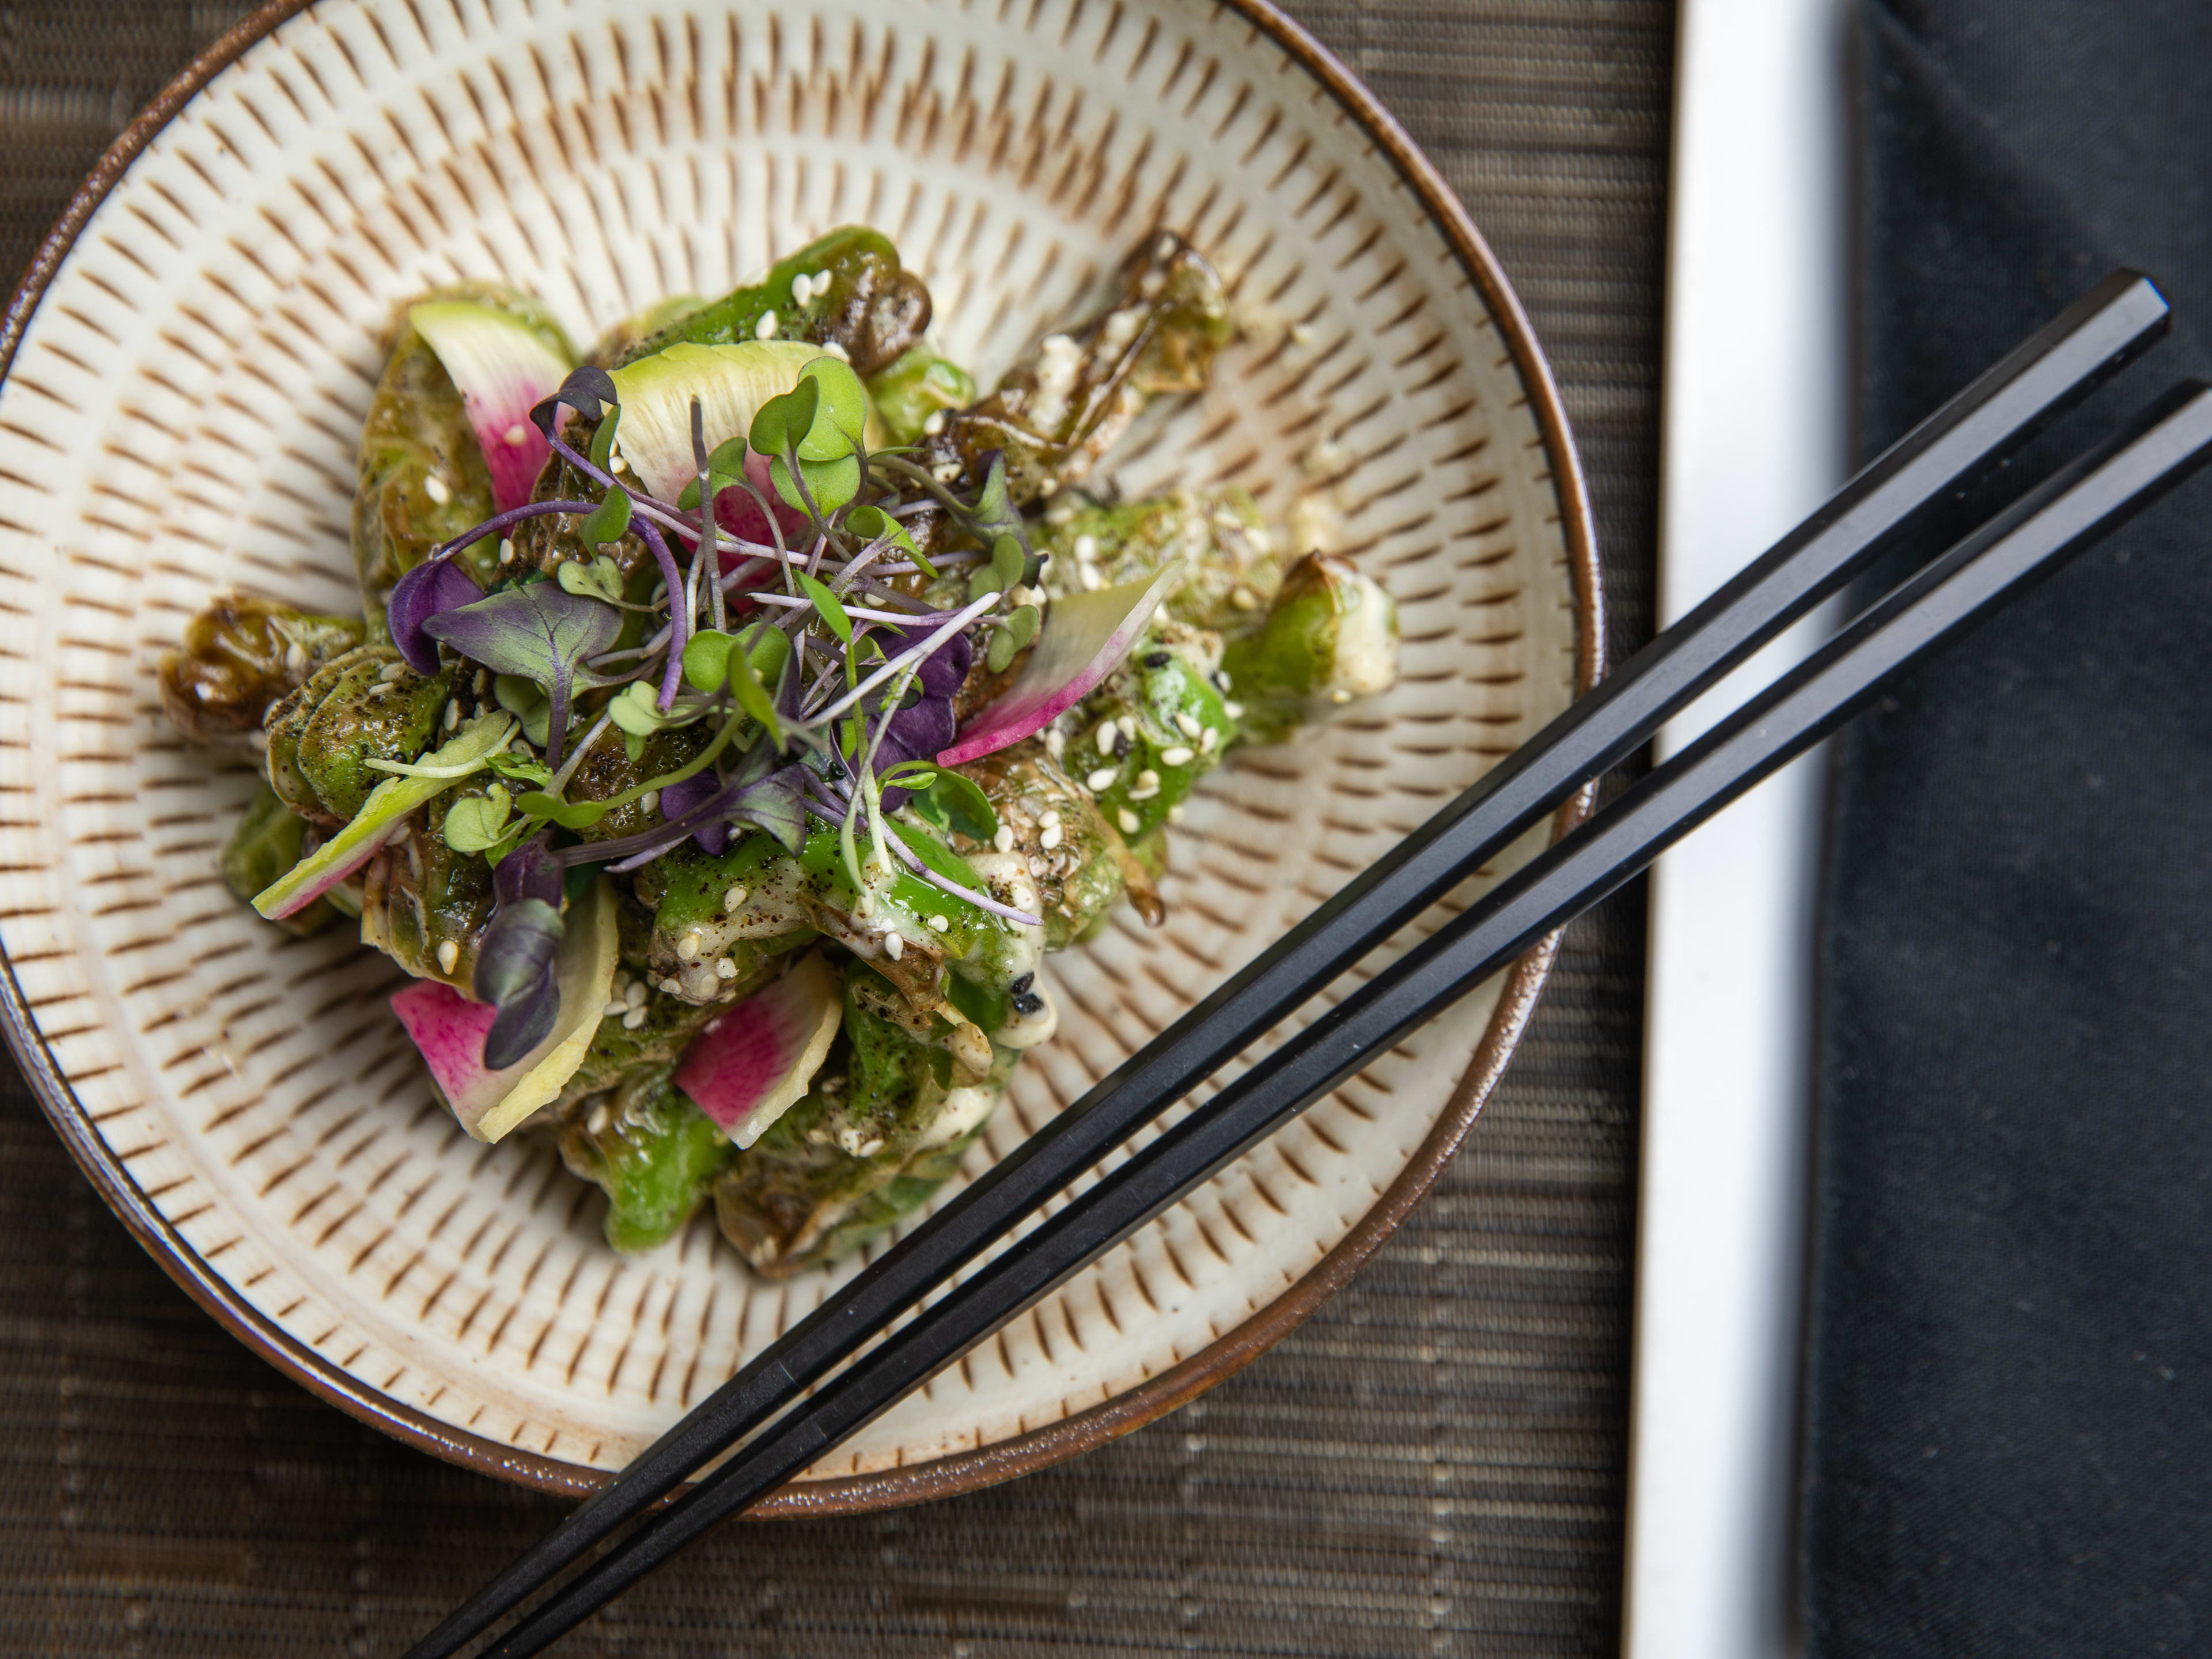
left=608, top=679, right=703, bottom=737
left=797, top=357, right=868, bottom=461
left=624, top=729, right=647, bottom=764
left=749, top=379, right=819, bottom=461
left=577, top=487, right=632, bottom=549
left=725, top=623, right=785, bottom=748
left=707, top=435, right=749, bottom=475
left=986, top=623, right=1018, bottom=675
left=513, top=790, right=611, bottom=830
left=797, top=573, right=851, bottom=642
left=774, top=451, right=860, bottom=516
left=442, top=786, right=513, bottom=855
left=556, top=552, right=627, bottom=604
left=483, top=750, right=553, bottom=786
left=493, top=675, right=552, bottom=749
left=681, top=628, right=736, bottom=692
left=844, top=503, right=937, bottom=579
left=971, top=452, right=1023, bottom=544
left=589, top=403, right=622, bottom=471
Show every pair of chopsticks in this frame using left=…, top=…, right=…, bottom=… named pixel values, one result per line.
left=409, top=270, right=2202, bottom=1659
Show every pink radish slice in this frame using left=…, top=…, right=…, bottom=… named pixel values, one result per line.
left=673, top=952, right=844, bottom=1148
left=713, top=450, right=811, bottom=567
left=389, top=980, right=502, bottom=1126
left=937, top=563, right=1184, bottom=767
left=409, top=300, right=576, bottom=513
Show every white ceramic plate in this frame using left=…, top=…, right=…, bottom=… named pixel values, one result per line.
left=0, top=0, right=1597, bottom=1502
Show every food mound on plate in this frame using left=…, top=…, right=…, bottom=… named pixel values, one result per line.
left=158, top=227, right=1401, bottom=1277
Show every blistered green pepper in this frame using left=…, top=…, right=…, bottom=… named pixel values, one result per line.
left=1038, top=488, right=1281, bottom=635
left=263, top=644, right=452, bottom=822
left=1076, top=630, right=1237, bottom=844
left=559, top=1073, right=736, bottom=1252
left=952, top=739, right=1158, bottom=947
left=353, top=283, right=574, bottom=623
left=922, top=232, right=1231, bottom=507
left=619, top=228, right=931, bottom=378
left=1220, top=552, right=1401, bottom=744
left=158, top=596, right=365, bottom=746
left=357, top=785, right=497, bottom=988
left=221, top=781, right=337, bottom=935
left=712, top=962, right=1014, bottom=1276
left=865, top=345, right=976, bottom=445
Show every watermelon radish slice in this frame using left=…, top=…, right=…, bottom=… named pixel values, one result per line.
left=605, top=341, right=888, bottom=509
left=937, top=564, right=1185, bottom=766
left=253, top=711, right=515, bottom=920
left=410, top=299, right=576, bottom=514
left=389, top=874, right=622, bottom=1142
left=673, top=951, right=844, bottom=1148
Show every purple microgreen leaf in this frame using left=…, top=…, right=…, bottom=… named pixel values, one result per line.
left=474, top=896, right=564, bottom=1069
left=387, top=554, right=485, bottom=675
left=530, top=365, right=618, bottom=442
left=421, top=583, right=623, bottom=768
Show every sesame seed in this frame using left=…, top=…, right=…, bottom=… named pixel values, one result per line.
left=1037, top=809, right=1061, bottom=831
left=883, top=930, right=904, bottom=960
left=474, top=669, right=488, bottom=695
left=498, top=538, right=516, bottom=564
left=676, top=931, right=703, bottom=961
left=1136, top=768, right=1160, bottom=791
left=1086, top=766, right=1119, bottom=791
left=723, top=884, right=748, bottom=912
left=1167, top=804, right=1187, bottom=824
left=1072, top=533, right=1099, bottom=562
left=639, top=790, right=658, bottom=818
left=716, top=956, right=740, bottom=980
left=1198, top=726, right=1218, bottom=753
left=436, top=939, right=460, bottom=975
left=444, top=699, right=460, bottom=730
left=1224, top=700, right=1245, bottom=719
left=424, top=475, right=451, bottom=505
left=820, top=340, right=850, bottom=361
left=626, top=980, right=648, bottom=1009
left=755, top=311, right=779, bottom=340
left=1330, top=688, right=1353, bottom=704
left=503, top=423, right=531, bottom=446
left=661, top=976, right=684, bottom=994
left=1289, top=322, right=1315, bottom=346
left=1096, top=721, right=1118, bottom=756
left=1043, top=726, right=1066, bottom=759
left=380, top=661, right=408, bottom=683
left=1118, top=808, right=1141, bottom=834
left=931, top=461, right=963, bottom=483
left=1174, top=711, right=1202, bottom=738
left=1161, top=745, right=1195, bottom=767
left=922, top=411, right=946, bottom=437
left=1039, top=823, right=1063, bottom=851
left=610, top=452, right=630, bottom=474
left=1230, top=585, right=1259, bottom=611
left=1118, top=715, right=1137, bottom=740
left=604, top=998, right=628, bottom=1018
left=927, top=914, right=950, bottom=933
left=1078, top=563, right=1103, bottom=591
left=588, top=1104, right=611, bottom=1136
left=622, top=1006, right=647, bottom=1030
left=993, top=825, right=1016, bottom=853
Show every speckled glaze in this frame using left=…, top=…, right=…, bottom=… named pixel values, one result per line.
left=0, top=0, right=1599, bottom=1503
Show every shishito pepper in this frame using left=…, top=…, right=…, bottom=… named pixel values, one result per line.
left=158, top=596, right=366, bottom=746
left=262, top=643, right=452, bottom=823
left=1220, top=552, right=1401, bottom=744
left=558, top=1071, right=736, bottom=1253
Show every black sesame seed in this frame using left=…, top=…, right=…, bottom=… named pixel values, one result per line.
left=1142, top=651, right=1170, bottom=669
left=1012, top=992, right=1044, bottom=1016
left=1008, top=972, right=1035, bottom=996
left=1113, top=730, right=1131, bottom=759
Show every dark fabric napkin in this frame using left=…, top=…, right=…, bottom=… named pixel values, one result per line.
left=1806, top=2, right=2212, bottom=1653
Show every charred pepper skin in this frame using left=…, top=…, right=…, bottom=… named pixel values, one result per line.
left=262, top=643, right=453, bottom=824
left=558, top=1075, right=736, bottom=1253
left=616, top=228, right=933, bottom=379
left=352, top=283, right=575, bottom=626
left=158, top=596, right=365, bottom=747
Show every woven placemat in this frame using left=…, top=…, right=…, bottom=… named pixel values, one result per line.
left=0, top=2, right=1670, bottom=1652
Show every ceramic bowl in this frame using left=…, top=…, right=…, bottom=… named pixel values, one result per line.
left=0, top=0, right=1599, bottom=1502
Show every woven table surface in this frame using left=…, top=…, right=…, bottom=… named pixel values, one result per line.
left=0, top=2, right=1671, bottom=1653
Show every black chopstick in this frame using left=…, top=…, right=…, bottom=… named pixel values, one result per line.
left=404, top=271, right=2166, bottom=1659
left=474, top=376, right=2212, bottom=1658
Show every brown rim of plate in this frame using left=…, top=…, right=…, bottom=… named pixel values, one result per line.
left=0, top=0, right=1605, bottom=1506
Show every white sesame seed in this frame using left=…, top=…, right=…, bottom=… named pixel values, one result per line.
left=626, top=980, right=648, bottom=1009
left=622, top=1006, right=647, bottom=1029
left=716, top=956, right=740, bottom=980
left=1071, top=533, right=1099, bottom=562
left=1086, top=766, right=1120, bottom=791
left=283, top=640, right=307, bottom=675
left=927, top=914, right=950, bottom=933
left=436, top=939, right=460, bottom=975
left=931, top=461, right=964, bottom=483
left=1160, top=745, right=1195, bottom=767
left=755, top=310, right=779, bottom=340
left=1167, top=804, right=1186, bottom=824
left=588, top=1104, right=611, bottom=1136
left=661, top=976, right=684, bottom=994
left=724, top=884, right=748, bottom=912
left=1230, top=585, right=1259, bottom=611
left=922, top=410, right=946, bottom=437
left=1289, top=322, right=1315, bottom=347
left=1330, top=688, right=1353, bottom=704
left=883, top=930, right=904, bottom=960
left=1037, top=809, right=1061, bottom=831
left=1040, top=823, right=1063, bottom=851
left=993, top=825, right=1016, bottom=853
left=610, top=452, right=630, bottom=474
left=380, top=661, right=408, bottom=683
left=604, top=998, right=628, bottom=1018
left=1224, top=700, right=1245, bottom=719
left=1043, top=726, right=1066, bottom=760
left=444, top=699, right=460, bottom=730
left=498, top=538, right=516, bottom=564
left=1136, top=768, right=1160, bottom=791
left=1117, top=808, right=1141, bottom=835
left=1118, top=715, right=1137, bottom=740
left=676, top=930, right=703, bottom=961
left=820, top=340, right=850, bottom=361
left=424, top=474, right=451, bottom=505
left=1198, top=726, right=1218, bottom=753
left=1174, top=711, right=1202, bottom=738
left=858, top=1137, right=885, bottom=1157
left=474, top=669, right=488, bottom=695
left=503, top=423, right=531, bottom=446
left=1096, top=721, right=1119, bottom=756
left=614, top=971, right=632, bottom=994
left=639, top=790, right=658, bottom=818
left=1078, top=563, right=1103, bottom=591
